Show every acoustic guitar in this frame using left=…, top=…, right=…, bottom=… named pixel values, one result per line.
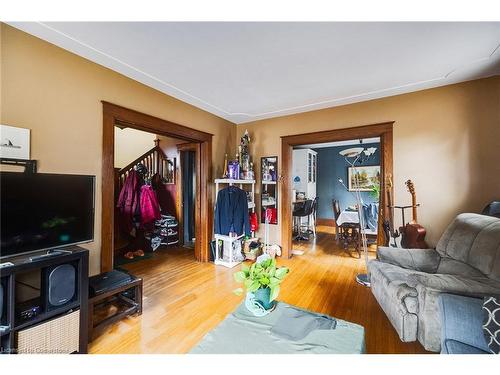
left=400, top=180, right=428, bottom=249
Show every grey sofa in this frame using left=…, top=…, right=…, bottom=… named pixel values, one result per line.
left=368, top=213, right=500, bottom=352
left=438, top=294, right=490, bottom=354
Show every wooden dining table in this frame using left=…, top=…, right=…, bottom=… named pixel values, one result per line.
left=337, top=209, right=378, bottom=236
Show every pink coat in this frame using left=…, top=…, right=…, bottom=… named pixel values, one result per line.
left=140, top=185, right=161, bottom=226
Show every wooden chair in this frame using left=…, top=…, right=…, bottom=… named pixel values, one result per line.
left=332, top=199, right=342, bottom=241
left=332, top=199, right=361, bottom=257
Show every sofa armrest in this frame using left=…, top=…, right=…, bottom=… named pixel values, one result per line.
left=408, top=274, right=500, bottom=298
left=377, top=247, right=441, bottom=273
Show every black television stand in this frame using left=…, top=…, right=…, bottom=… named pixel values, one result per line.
left=0, top=246, right=89, bottom=354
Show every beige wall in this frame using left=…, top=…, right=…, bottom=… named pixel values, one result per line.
left=0, top=24, right=236, bottom=274
left=238, top=76, right=500, bottom=247
left=114, top=127, right=157, bottom=169
left=157, top=134, right=186, bottom=159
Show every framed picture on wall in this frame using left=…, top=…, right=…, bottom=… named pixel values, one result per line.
left=0, top=124, right=31, bottom=160
left=348, top=165, right=380, bottom=191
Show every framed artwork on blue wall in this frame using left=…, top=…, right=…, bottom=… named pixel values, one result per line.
left=348, top=165, right=380, bottom=191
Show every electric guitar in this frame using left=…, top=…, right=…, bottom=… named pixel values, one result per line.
left=382, top=175, right=400, bottom=247
left=400, top=180, right=428, bottom=249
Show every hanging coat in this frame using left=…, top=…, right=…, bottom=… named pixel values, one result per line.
left=140, top=184, right=161, bottom=226
left=117, top=170, right=140, bottom=232
left=214, top=186, right=251, bottom=237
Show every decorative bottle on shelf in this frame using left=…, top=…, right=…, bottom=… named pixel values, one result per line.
left=247, top=161, right=255, bottom=180
left=239, top=130, right=251, bottom=179
left=222, top=153, right=228, bottom=178
left=228, top=157, right=239, bottom=180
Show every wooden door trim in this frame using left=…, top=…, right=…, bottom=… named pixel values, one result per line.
left=101, top=102, right=212, bottom=272
left=176, top=143, right=200, bottom=248
left=280, top=121, right=394, bottom=259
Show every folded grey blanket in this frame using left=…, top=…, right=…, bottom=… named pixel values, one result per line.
left=190, top=301, right=365, bottom=354
left=270, top=305, right=337, bottom=341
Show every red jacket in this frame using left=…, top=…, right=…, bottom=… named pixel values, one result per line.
left=117, top=170, right=140, bottom=232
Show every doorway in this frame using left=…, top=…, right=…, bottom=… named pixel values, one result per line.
left=113, top=127, right=186, bottom=266
left=181, top=150, right=196, bottom=247
left=291, top=137, right=381, bottom=257
left=281, top=122, right=394, bottom=259
left=101, top=102, right=213, bottom=272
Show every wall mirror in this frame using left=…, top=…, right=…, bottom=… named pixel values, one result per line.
left=260, top=156, right=278, bottom=225
left=163, top=157, right=176, bottom=184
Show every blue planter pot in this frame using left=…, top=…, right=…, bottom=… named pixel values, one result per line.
left=254, top=287, right=274, bottom=310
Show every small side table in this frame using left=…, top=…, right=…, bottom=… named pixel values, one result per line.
left=88, top=276, right=143, bottom=341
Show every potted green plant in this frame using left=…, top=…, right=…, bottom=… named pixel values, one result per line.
left=233, top=258, right=289, bottom=310
left=369, top=181, right=380, bottom=201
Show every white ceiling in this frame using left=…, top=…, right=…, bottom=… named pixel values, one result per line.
left=9, top=22, right=500, bottom=124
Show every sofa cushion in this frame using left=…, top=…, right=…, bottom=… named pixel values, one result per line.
left=443, top=340, right=489, bottom=354
left=437, top=257, right=484, bottom=278
left=482, top=296, right=500, bottom=354
left=438, top=294, right=490, bottom=354
left=377, top=247, right=440, bottom=273
left=407, top=273, right=500, bottom=297
left=436, top=213, right=500, bottom=280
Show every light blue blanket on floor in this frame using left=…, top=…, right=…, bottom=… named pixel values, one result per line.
left=190, top=301, right=365, bottom=354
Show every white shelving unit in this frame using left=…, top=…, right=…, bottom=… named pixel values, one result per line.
left=292, top=149, right=317, bottom=199
left=214, top=178, right=256, bottom=211
left=213, top=178, right=256, bottom=268
left=213, top=233, right=245, bottom=268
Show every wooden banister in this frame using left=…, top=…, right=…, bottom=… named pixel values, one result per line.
left=117, top=139, right=175, bottom=191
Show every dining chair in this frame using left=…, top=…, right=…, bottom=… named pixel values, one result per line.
left=293, top=199, right=314, bottom=241
left=309, top=197, right=319, bottom=238
left=332, top=199, right=342, bottom=240
left=292, top=200, right=305, bottom=234
left=332, top=199, right=361, bottom=257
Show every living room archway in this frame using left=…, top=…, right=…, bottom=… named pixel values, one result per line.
left=280, top=122, right=394, bottom=258
left=100, top=102, right=213, bottom=272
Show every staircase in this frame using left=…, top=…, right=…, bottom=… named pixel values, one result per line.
left=117, top=139, right=175, bottom=191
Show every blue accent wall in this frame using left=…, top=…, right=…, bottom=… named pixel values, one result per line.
left=313, top=142, right=380, bottom=219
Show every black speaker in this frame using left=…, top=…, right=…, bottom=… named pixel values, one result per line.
left=42, top=263, right=77, bottom=311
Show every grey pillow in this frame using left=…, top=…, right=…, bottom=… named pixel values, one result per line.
left=482, top=296, right=500, bottom=354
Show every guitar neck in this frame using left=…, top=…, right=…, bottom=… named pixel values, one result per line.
left=411, top=195, right=418, bottom=223
left=386, top=190, right=394, bottom=227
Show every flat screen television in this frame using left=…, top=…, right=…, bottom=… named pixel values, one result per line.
left=1, top=172, right=95, bottom=258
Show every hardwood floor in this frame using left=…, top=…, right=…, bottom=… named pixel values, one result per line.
left=89, top=226, right=428, bottom=354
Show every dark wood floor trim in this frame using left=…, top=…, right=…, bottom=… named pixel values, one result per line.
left=316, top=218, right=336, bottom=227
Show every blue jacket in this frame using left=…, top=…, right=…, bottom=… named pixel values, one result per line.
left=214, top=186, right=251, bottom=237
